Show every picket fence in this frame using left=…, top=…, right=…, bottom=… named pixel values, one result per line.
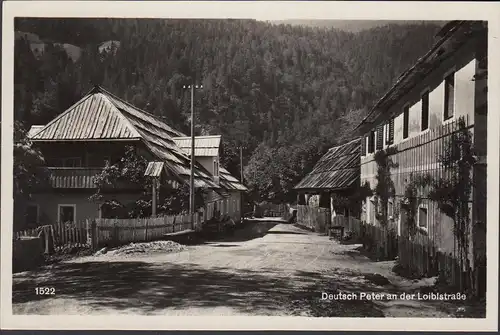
left=13, top=213, right=200, bottom=251
left=297, top=205, right=331, bottom=233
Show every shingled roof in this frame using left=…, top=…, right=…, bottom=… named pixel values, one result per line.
left=28, top=86, right=219, bottom=189
left=358, top=20, right=487, bottom=133
left=294, top=138, right=361, bottom=191
left=219, top=167, right=248, bottom=192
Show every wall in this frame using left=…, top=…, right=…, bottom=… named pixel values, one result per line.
left=204, top=190, right=242, bottom=223
left=360, top=39, right=485, bottom=258
left=197, top=156, right=217, bottom=176
left=31, top=191, right=143, bottom=224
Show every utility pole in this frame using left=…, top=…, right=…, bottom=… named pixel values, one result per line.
left=240, top=146, right=244, bottom=184
left=183, top=83, right=203, bottom=230
left=238, top=145, right=245, bottom=222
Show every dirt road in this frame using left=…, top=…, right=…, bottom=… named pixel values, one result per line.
left=12, top=222, right=467, bottom=316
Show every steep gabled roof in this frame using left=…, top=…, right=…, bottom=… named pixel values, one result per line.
left=29, top=86, right=218, bottom=189
left=173, top=135, right=221, bottom=157
left=294, top=138, right=361, bottom=191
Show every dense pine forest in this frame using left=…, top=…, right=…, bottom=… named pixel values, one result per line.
left=14, top=18, right=443, bottom=202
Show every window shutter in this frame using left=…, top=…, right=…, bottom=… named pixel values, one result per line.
left=422, top=91, right=429, bottom=131
left=403, top=107, right=409, bottom=139
left=388, top=119, right=394, bottom=145
left=361, top=136, right=367, bottom=156
left=376, top=125, right=384, bottom=150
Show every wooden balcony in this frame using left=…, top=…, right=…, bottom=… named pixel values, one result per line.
left=45, top=167, right=103, bottom=189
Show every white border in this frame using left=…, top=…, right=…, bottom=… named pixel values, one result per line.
left=2, top=0, right=500, bottom=332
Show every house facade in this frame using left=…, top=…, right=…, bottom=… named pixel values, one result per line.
left=24, top=86, right=246, bottom=229
left=358, top=21, right=487, bottom=269
left=294, top=137, right=362, bottom=231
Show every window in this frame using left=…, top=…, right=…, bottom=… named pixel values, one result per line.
left=213, top=159, right=219, bottom=176
left=361, top=136, right=367, bottom=156
left=368, top=130, right=376, bottom=153
left=421, top=91, right=429, bottom=131
left=386, top=119, right=394, bottom=145
left=444, top=72, right=455, bottom=121
left=418, top=206, right=428, bottom=229
left=388, top=199, right=394, bottom=218
left=403, top=106, right=409, bottom=139
left=58, top=204, right=76, bottom=224
left=25, top=204, right=39, bottom=227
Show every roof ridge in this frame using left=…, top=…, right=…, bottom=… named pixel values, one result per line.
left=327, top=137, right=361, bottom=151
left=96, top=86, right=185, bottom=137
left=98, top=92, right=142, bottom=139
left=31, top=86, right=96, bottom=138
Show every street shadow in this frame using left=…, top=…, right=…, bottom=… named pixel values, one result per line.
left=12, top=259, right=391, bottom=317
left=210, top=222, right=279, bottom=243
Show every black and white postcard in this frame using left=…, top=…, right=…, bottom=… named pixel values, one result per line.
left=1, top=1, right=499, bottom=332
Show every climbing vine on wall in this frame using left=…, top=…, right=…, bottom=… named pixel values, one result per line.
left=400, top=117, right=476, bottom=269
left=428, top=116, right=476, bottom=269
left=373, top=147, right=398, bottom=226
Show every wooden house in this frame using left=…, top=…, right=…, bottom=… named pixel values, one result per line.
left=25, top=86, right=245, bottom=228
left=357, top=21, right=487, bottom=283
left=173, top=135, right=248, bottom=223
left=294, top=138, right=362, bottom=232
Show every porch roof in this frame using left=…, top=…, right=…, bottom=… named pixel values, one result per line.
left=294, top=138, right=361, bottom=191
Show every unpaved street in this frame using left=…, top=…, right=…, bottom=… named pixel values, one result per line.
left=13, top=222, right=464, bottom=316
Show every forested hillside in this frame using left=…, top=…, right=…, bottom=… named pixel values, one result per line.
left=14, top=18, right=442, bottom=202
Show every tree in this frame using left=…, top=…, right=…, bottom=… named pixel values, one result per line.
left=14, top=18, right=442, bottom=202
left=13, top=121, right=50, bottom=230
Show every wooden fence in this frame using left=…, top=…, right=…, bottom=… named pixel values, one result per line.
left=13, top=213, right=201, bottom=251
left=297, top=205, right=331, bottom=233
left=398, top=233, right=484, bottom=297
left=14, top=222, right=88, bottom=247
left=332, top=215, right=398, bottom=260
left=94, top=214, right=198, bottom=247
left=332, top=215, right=485, bottom=297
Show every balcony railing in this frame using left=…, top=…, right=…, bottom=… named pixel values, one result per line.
left=45, top=167, right=103, bottom=189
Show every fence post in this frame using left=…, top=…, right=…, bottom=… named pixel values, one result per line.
left=91, top=220, right=98, bottom=251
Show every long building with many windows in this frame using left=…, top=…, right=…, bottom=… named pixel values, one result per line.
left=357, top=21, right=487, bottom=285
